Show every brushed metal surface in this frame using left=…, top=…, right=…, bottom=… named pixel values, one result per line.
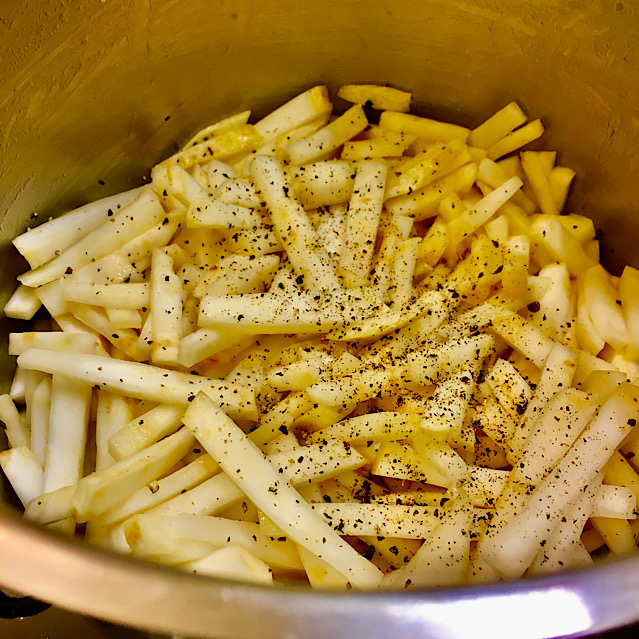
left=1, top=0, right=639, bottom=637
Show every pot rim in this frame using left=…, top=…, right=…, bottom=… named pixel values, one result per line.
left=1, top=506, right=638, bottom=639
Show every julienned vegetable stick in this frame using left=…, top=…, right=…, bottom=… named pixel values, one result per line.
left=0, top=394, right=30, bottom=449
left=183, top=545, right=273, bottom=584
left=19, top=188, right=165, bottom=288
left=16, top=349, right=256, bottom=420
left=249, top=155, right=341, bottom=290
left=108, top=404, right=185, bottom=461
left=3, top=284, right=42, bottom=320
left=96, top=454, right=221, bottom=527
left=29, top=376, right=51, bottom=467
left=482, top=385, right=639, bottom=578
left=309, top=503, right=442, bottom=538
left=61, top=283, right=150, bottom=309
left=327, top=289, right=452, bottom=341
left=199, top=289, right=382, bottom=334
left=177, top=329, right=254, bottom=369
left=12, top=186, right=143, bottom=269
left=182, top=392, right=383, bottom=588
left=307, top=412, right=421, bottom=445
left=71, top=428, right=196, bottom=522
left=507, top=342, right=579, bottom=464
left=529, top=475, right=600, bottom=575
left=42, top=374, right=92, bottom=494
left=253, top=85, right=332, bottom=143
left=150, top=248, right=182, bottom=366
left=124, top=514, right=304, bottom=571
left=95, top=391, right=133, bottom=471
left=8, top=331, right=102, bottom=356
left=0, top=446, right=44, bottom=506
left=151, top=436, right=370, bottom=518
left=339, top=160, right=388, bottom=283
left=287, top=104, right=369, bottom=165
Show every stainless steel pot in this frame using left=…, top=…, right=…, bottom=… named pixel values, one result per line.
left=1, top=1, right=639, bottom=637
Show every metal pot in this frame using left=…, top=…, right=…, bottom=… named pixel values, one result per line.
left=1, top=1, right=639, bottom=637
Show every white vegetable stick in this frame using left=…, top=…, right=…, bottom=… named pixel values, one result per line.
left=529, top=475, right=600, bottom=575
left=96, top=454, right=221, bottom=527
left=288, top=161, right=355, bottom=209
left=106, top=308, right=142, bottom=330
left=9, top=331, right=102, bottom=356
left=306, top=366, right=400, bottom=408
left=372, top=441, right=452, bottom=488
left=482, top=386, right=639, bottom=578
left=488, top=308, right=554, bottom=368
left=183, top=111, right=251, bottom=149
left=29, top=376, right=51, bottom=467
left=254, top=86, right=332, bottom=143
left=590, top=484, right=637, bottom=519
left=466, top=467, right=509, bottom=508
left=162, top=124, right=262, bottom=171
left=95, top=391, right=134, bottom=471
left=486, top=119, right=545, bottom=161
left=380, top=502, right=472, bottom=588
left=390, top=237, right=420, bottom=307
left=298, top=546, right=351, bottom=589
left=199, top=288, right=381, bottom=334
left=385, top=140, right=472, bottom=199
left=12, top=187, right=143, bottom=269
left=186, top=199, right=261, bottom=229
left=507, top=343, right=579, bottom=464
left=287, top=104, right=368, bottom=165
left=125, top=514, right=303, bottom=571
left=151, top=248, right=183, bottom=366
left=34, top=278, right=68, bottom=317
left=182, top=393, right=383, bottom=588
left=148, top=472, right=243, bottom=517
left=468, top=102, right=528, bottom=149
left=196, top=254, right=280, bottom=298
left=471, top=395, right=517, bottom=451
left=420, top=368, right=476, bottom=440
left=177, top=328, right=254, bottom=369
left=9, top=366, right=29, bottom=402
left=0, top=446, right=44, bottom=506
left=24, top=485, right=76, bottom=524
left=407, top=334, right=495, bottom=385
left=42, top=374, right=92, bottom=494
left=447, top=177, right=523, bottom=247
left=183, top=545, right=273, bottom=584
left=307, top=412, right=421, bottom=446
left=249, top=155, right=341, bottom=290
left=19, top=188, right=165, bottom=288
left=3, top=284, right=42, bottom=320
left=214, top=177, right=261, bottom=207
left=113, top=215, right=181, bottom=267
left=108, top=404, right=185, bottom=461
left=339, top=160, right=388, bottom=283
left=151, top=434, right=366, bottom=518
left=68, top=304, right=146, bottom=361
left=71, top=427, right=195, bottom=522
left=17, top=349, right=256, bottom=420
left=266, top=441, right=367, bottom=484
left=327, top=289, right=453, bottom=342
left=310, top=503, right=441, bottom=538
left=62, top=283, right=150, bottom=309
left=69, top=253, right=137, bottom=286
left=510, top=388, right=597, bottom=486
left=0, top=393, right=30, bottom=449
left=485, top=359, right=532, bottom=421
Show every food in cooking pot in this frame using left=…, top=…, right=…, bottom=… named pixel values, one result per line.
left=1, top=84, right=639, bottom=588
